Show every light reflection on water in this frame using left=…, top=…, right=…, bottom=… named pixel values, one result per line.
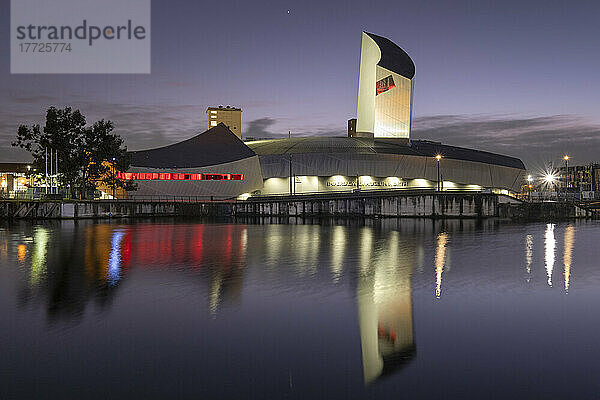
left=107, top=230, right=125, bottom=286
left=563, top=225, right=575, bottom=293
left=29, top=226, right=48, bottom=286
left=545, top=223, right=556, bottom=287
left=525, top=234, right=533, bottom=282
left=0, top=218, right=598, bottom=399
left=434, top=232, right=448, bottom=299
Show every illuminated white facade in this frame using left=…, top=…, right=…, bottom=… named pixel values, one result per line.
left=356, top=32, right=415, bottom=140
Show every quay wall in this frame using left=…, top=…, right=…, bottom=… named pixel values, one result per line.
left=0, top=201, right=228, bottom=219
left=233, top=193, right=507, bottom=218
left=0, top=193, right=592, bottom=220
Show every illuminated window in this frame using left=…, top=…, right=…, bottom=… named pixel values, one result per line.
left=210, top=121, right=217, bottom=126
left=118, top=172, right=243, bottom=181
left=210, top=110, right=217, bottom=114
left=211, top=115, right=217, bottom=118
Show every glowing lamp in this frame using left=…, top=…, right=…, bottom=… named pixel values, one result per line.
left=544, top=174, right=557, bottom=184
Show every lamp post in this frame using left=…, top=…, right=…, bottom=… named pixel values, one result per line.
left=527, top=174, right=533, bottom=200
left=563, top=155, right=569, bottom=198
left=435, top=154, right=442, bottom=191
left=288, top=131, right=293, bottom=196
left=112, top=157, right=116, bottom=199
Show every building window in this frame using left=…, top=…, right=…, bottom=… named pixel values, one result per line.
left=210, top=110, right=217, bottom=114
left=210, top=121, right=217, bottom=126
left=211, top=115, right=217, bottom=118
left=117, top=172, right=243, bottom=181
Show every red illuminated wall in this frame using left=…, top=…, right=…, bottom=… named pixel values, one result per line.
left=118, top=172, right=243, bottom=181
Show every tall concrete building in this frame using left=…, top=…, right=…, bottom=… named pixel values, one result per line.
left=206, top=106, right=242, bottom=138
left=356, top=32, right=415, bottom=141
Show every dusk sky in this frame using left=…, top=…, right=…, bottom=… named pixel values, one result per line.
left=2, top=0, right=599, bottom=170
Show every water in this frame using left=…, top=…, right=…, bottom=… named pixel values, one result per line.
left=0, top=218, right=598, bottom=399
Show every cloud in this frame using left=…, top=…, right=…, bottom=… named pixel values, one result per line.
left=2, top=102, right=598, bottom=170
left=244, top=117, right=280, bottom=138
left=244, top=117, right=346, bottom=139
left=412, top=114, right=600, bottom=169
left=83, top=104, right=202, bottom=150
left=0, top=102, right=211, bottom=160
left=309, top=127, right=346, bottom=137
left=12, top=95, right=57, bottom=104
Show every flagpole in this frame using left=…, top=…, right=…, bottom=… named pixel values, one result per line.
left=45, top=147, right=48, bottom=194
left=55, top=149, right=58, bottom=196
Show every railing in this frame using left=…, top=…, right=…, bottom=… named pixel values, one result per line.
left=241, top=188, right=503, bottom=203
left=0, top=192, right=236, bottom=203
left=246, top=187, right=481, bottom=198
left=0, top=192, right=41, bottom=201
left=520, top=191, right=600, bottom=202
left=109, top=195, right=237, bottom=202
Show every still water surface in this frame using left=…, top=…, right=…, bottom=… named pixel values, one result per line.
left=0, top=218, right=599, bottom=399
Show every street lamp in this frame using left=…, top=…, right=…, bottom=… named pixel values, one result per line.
left=544, top=173, right=557, bottom=185
left=563, top=155, right=569, bottom=196
left=435, top=154, right=442, bottom=191
left=109, top=157, right=117, bottom=199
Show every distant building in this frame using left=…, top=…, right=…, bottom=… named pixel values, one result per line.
left=348, top=118, right=357, bottom=137
left=0, top=163, right=32, bottom=195
left=558, top=163, right=600, bottom=192
left=206, top=106, right=242, bottom=138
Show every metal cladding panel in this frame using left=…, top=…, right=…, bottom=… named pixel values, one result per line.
left=374, top=66, right=411, bottom=139
left=247, top=137, right=377, bottom=155
left=130, top=123, right=256, bottom=168
left=365, top=32, right=415, bottom=79
left=247, top=137, right=524, bottom=170
left=258, top=153, right=524, bottom=192
left=127, top=155, right=263, bottom=197
left=409, top=140, right=524, bottom=169
left=356, top=32, right=381, bottom=136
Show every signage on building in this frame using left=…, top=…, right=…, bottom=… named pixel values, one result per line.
left=376, top=75, right=395, bottom=95
left=324, top=176, right=407, bottom=189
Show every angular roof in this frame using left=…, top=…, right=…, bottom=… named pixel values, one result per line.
left=246, top=137, right=525, bottom=169
left=130, top=123, right=256, bottom=168
left=0, top=162, right=32, bottom=173
left=365, top=32, right=415, bottom=79
left=408, top=140, right=525, bottom=169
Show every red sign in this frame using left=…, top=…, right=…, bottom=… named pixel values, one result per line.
left=376, top=75, right=395, bottom=95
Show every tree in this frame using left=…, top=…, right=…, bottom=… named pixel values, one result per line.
left=13, top=106, right=135, bottom=199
